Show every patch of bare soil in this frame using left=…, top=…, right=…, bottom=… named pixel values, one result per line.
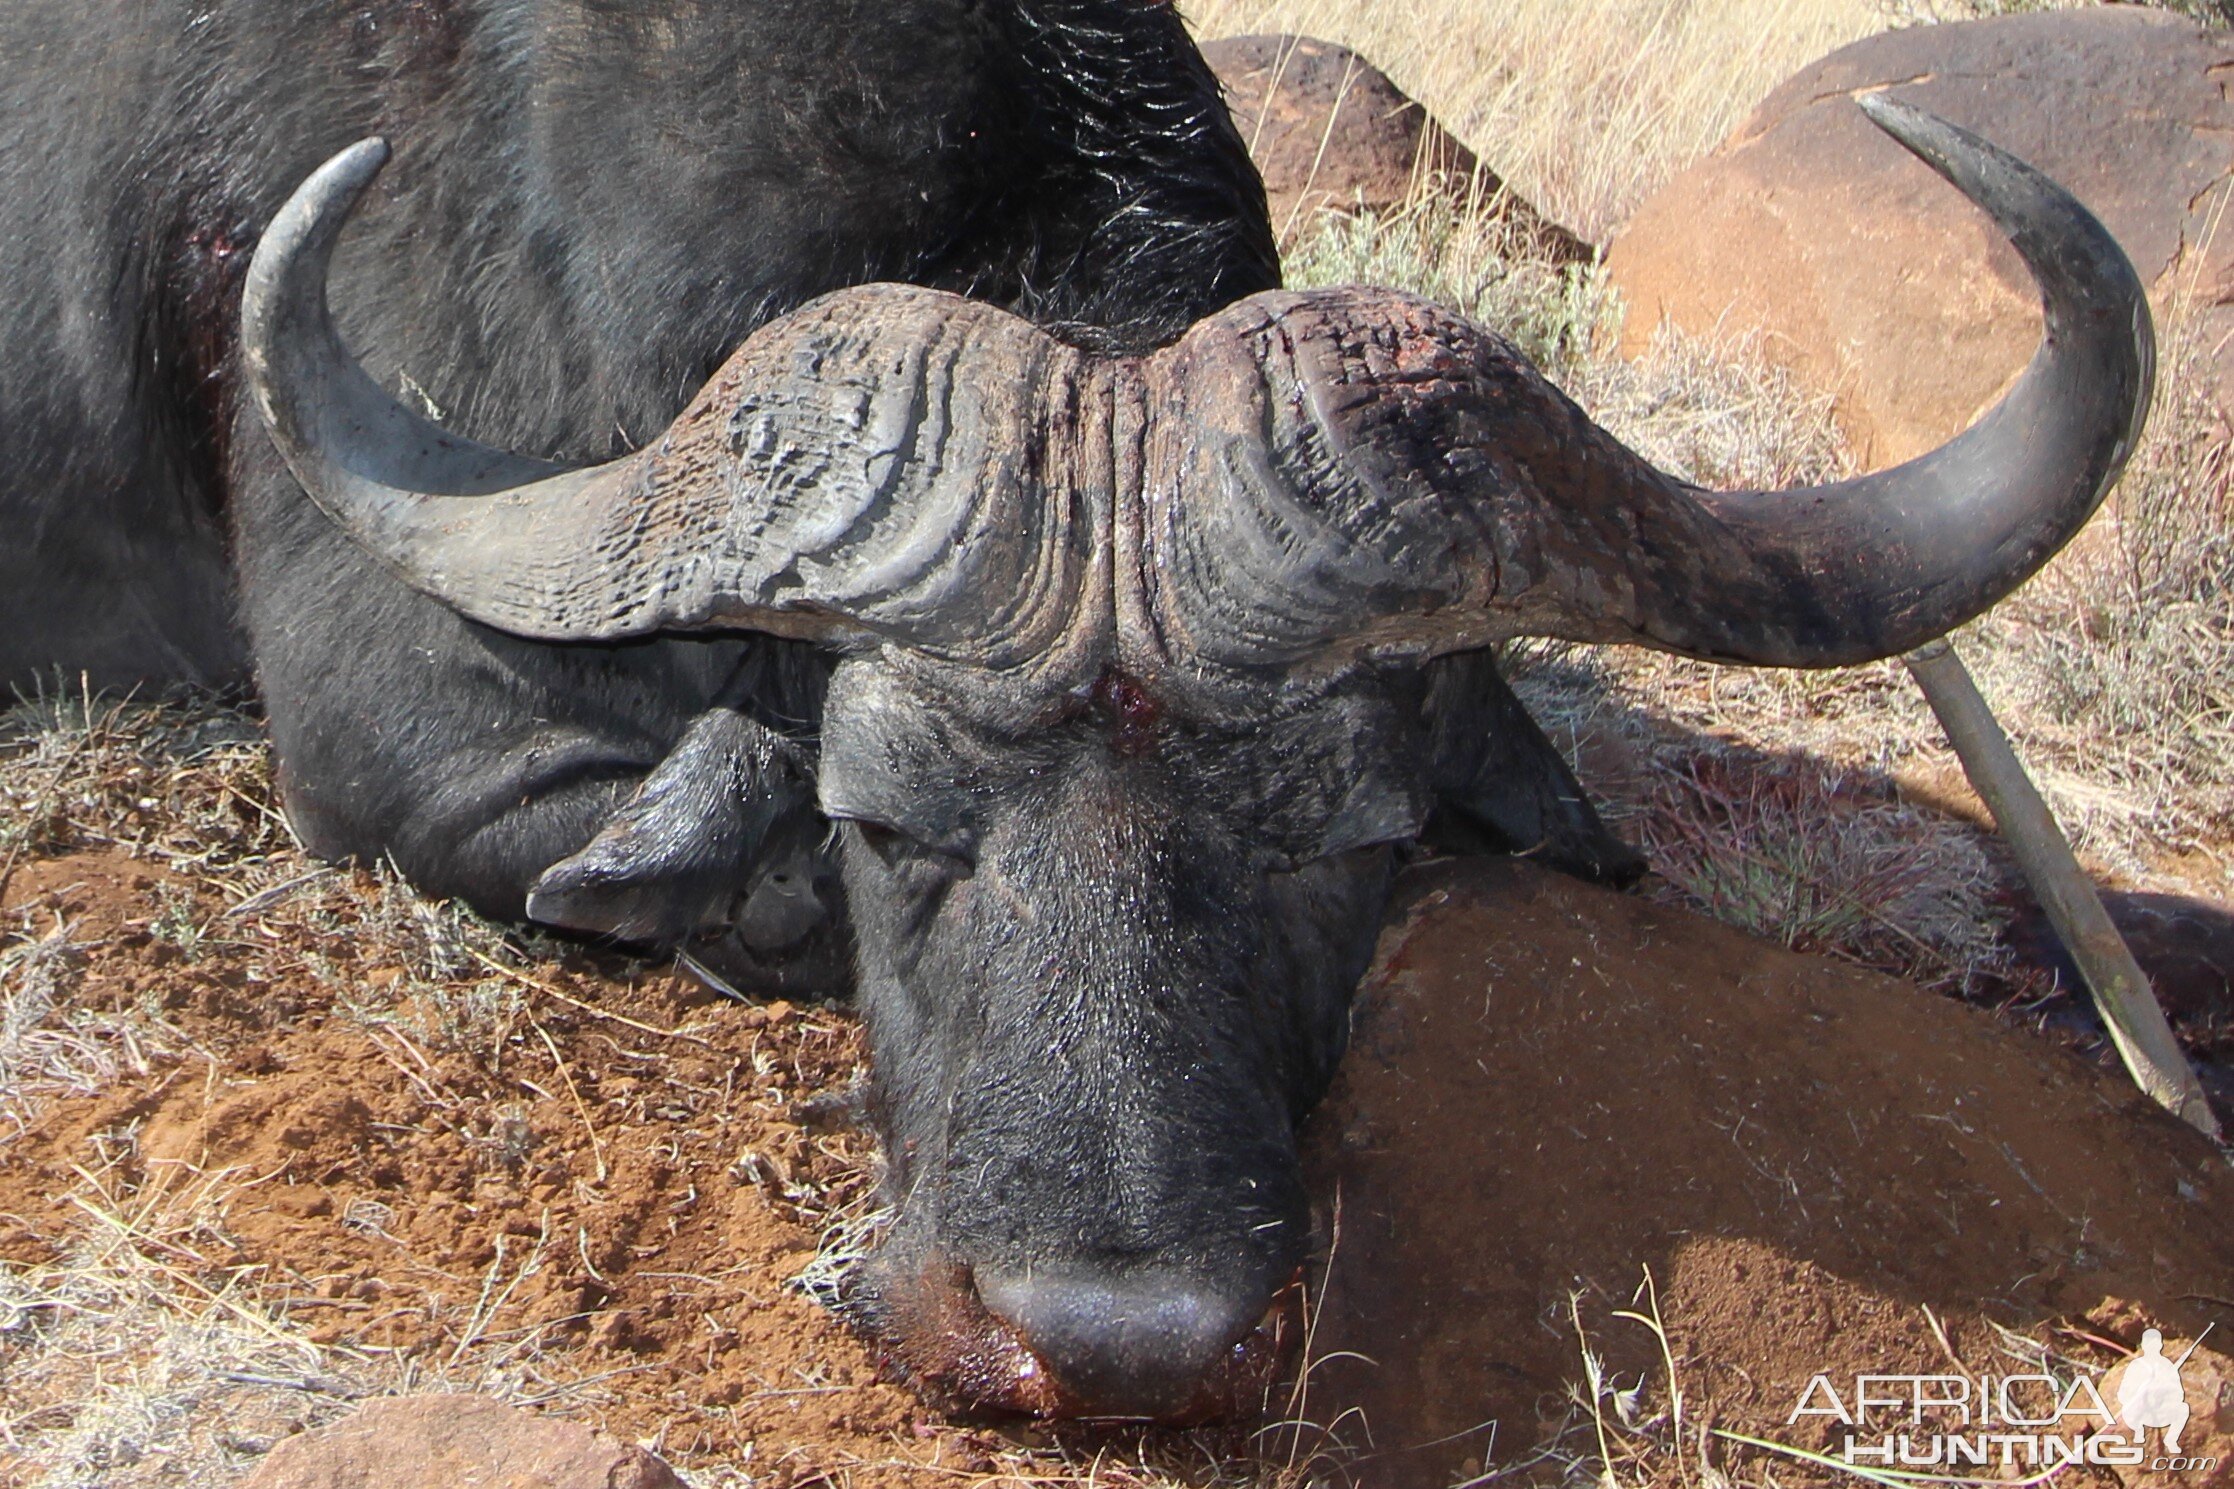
left=5, top=845, right=2231, bottom=1488
left=0, top=848, right=944, bottom=1485
left=1302, top=860, right=2234, bottom=1487
left=1, top=852, right=184, bottom=949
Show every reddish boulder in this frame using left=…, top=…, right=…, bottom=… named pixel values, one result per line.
left=1605, top=10, right=2234, bottom=466
left=1298, top=860, right=2234, bottom=1489
left=243, top=1394, right=686, bottom=1489
left=1203, top=34, right=1589, bottom=260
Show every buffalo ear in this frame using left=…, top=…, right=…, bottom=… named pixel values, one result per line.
left=1422, top=652, right=1648, bottom=888
left=526, top=708, right=818, bottom=946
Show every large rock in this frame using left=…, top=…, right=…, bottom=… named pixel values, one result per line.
left=1605, top=10, right=2234, bottom=466
left=244, top=1394, right=686, bottom=1489
left=1203, top=34, right=1589, bottom=261
left=1297, top=859, right=2234, bottom=1489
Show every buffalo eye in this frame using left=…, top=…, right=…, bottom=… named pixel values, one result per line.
left=1252, top=834, right=1404, bottom=881
left=851, top=819, right=909, bottom=863
left=843, top=818, right=975, bottom=875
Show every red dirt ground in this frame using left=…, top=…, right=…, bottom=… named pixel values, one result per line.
left=0, top=849, right=935, bottom=1485
left=3, top=848, right=2230, bottom=1487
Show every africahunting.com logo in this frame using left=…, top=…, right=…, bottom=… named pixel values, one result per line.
left=1789, top=1328, right=2220, bottom=1475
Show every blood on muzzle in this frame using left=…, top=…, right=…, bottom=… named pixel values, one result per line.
left=974, top=1264, right=1296, bottom=1420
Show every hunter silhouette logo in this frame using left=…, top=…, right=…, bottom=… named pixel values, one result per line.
left=2117, top=1329, right=2197, bottom=1454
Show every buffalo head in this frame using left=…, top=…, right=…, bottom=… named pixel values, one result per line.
left=239, top=96, right=2150, bottom=1421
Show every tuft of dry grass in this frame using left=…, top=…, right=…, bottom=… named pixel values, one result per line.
left=0, top=921, right=187, bottom=1139
left=0, top=1159, right=395, bottom=1489
left=1283, top=195, right=1620, bottom=382
left=1633, top=754, right=2011, bottom=994
left=1183, top=0, right=1892, bottom=241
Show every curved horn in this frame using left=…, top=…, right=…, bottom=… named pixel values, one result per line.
left=241, top=141, right=1089, bottom=663
left=1151, top=97, right=2152, bottom=669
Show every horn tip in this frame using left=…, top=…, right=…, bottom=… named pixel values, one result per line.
left=1854, top=89, right=1958, bottom=164
left=322, top=137, right=394, bottom=196
left=1853, top=89, right=1913, bottom=127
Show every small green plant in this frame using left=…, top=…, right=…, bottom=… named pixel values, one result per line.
left=147, top=885, right=207, bottom=964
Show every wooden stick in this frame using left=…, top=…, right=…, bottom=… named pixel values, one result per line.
left=1905, top=639, right=2219, bottom=1140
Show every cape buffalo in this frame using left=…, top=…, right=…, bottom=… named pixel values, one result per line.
left=3, top=0, right=2150, bottom=1424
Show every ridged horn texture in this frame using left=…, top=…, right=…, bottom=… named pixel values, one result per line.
left=246, top=99, right=2149, bottom=677
left=1147, top=94, right=2154, bottom=670
left=241, top=140, right=1093, bottom=666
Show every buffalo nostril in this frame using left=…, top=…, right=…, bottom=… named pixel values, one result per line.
left=734, top=845, right=827, bottom=951
left=973, top=1266, right=1271, bottom=1420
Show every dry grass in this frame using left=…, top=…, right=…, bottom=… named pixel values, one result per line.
left=0, top=685, right=279, bottom=887
left=1181, top=0, right=2209, bottom=242
left=1183, top=0, right=1891, bottom=241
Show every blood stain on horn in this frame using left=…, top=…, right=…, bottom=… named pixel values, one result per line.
left=1092, top=670, right=1164, bottom=758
